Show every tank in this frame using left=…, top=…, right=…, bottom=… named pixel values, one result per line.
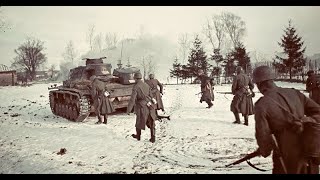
left=48, top=57, right=140, bottom=122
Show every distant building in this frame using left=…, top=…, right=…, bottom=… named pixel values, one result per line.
left=0, top=64, right=17, bottom=86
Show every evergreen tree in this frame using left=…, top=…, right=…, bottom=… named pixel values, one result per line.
left=222, top=43, right=251, bottom=77
left=273, top=20, right=306, bottom=80
left=169, top=57, right=181, bottom=84
left=234, top=43, right=251, bottom=74
left=222, top=52, right=236, bottom=77
left=186, top=35, right=209, bottom=78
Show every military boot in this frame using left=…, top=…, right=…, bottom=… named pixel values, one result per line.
left=149, top=128, right=155, bottom=143
left=233, top=112, right=241, bottom=124
left=95, top=115, right=103, bottom=124
left=132, top=128, right=141, bottom=141
left=244, top=115, right=249, bottom=126
left=103, top=115, right=107, bottom=124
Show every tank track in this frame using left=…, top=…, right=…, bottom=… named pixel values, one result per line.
left=49, top=91, right=91, bottom=122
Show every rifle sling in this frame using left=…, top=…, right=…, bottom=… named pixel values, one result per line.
left=246, top=160, right=269, bottom=172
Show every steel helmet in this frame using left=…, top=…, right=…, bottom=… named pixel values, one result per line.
left=252, top=66, right=275, bottom=83
left=307, top=70, right=315, bottom=76
left=236, top=66, right=243, bottom=74
left=134, top=72, right=142, bottom=79
left=149, top=74, right=155, bottom=79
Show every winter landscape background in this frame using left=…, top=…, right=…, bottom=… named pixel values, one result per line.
left=0, top=81, right=307, bottom=174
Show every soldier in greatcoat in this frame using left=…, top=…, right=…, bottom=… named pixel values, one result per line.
left=145, top=74, right=164, bottom=112
left=230, top=66, right=254, bottom=126
left=90, top=75, right=115, bottom=124
left=198, top=69, right=214, bottom=108
left=253, top=65, right=320, bottom=174
left=127, top=72, right=157, bottom=143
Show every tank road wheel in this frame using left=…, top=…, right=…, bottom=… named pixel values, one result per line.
left=54, top=103, right=59, bottom=116
left=62, top=104, right=67, bottom=118
left=56, top=103, right=61, bottom=116
left=70, top=105, right=78, bottom=121
left=66, top=105, right=72, bottom=120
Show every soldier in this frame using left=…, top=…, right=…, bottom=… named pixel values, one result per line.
left=127, top=72, right=157, bottom=143
left=198, top=69, right=214, bottom=108
left=253, top=66, right=320, bottom=174
left=145, top=74, right=165, bottom=113
left=306, top=70, right=320, bottom=105
left=90, top=75, right=115, bottom=124
left=230, top=66, right=254, bottom=126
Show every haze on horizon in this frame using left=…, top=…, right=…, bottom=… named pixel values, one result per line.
left=1, top=6, right=320, bottom=80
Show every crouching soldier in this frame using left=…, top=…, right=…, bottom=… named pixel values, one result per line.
left=90, top=75, right=115, bottom=124
left=127, top=72, right=157, bottom=143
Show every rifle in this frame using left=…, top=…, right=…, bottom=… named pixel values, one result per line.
left=217, top=92, right=233, bottom=95
left=225, top=149, right=260, bottom=168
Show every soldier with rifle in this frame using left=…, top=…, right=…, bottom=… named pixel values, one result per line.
left=230, top=66, right=255, bottom=126
left=127, top=72, right=157, bottom=143
left=197, top=69, right=214, bottom=108
left=250, top=66, right=320, bottom=174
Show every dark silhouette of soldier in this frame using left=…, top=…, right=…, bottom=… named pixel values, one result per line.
left=127, top=72, right=157, bottom=143
left=253, top=66, right=320, bottom=174
left=198, top=69, right=214, bottom=108
left=90, top=75, right=115, bottom=124
left=230, top=66, right=254, bottom=126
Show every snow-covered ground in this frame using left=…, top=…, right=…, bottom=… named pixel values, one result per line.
left=0, top=81, right=309, bottom=174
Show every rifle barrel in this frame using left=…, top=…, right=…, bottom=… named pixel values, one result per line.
left=225, top=150, right=260, bottom=168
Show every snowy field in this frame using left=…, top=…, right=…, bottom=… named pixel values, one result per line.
left=0, top=82, right=309, bottom=174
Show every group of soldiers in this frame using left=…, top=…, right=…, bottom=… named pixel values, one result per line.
left=89, top=72, right=164, bottom=143
left=89, top=65, right=320, bottom=174
left=197, top=66, right=254, bottom=126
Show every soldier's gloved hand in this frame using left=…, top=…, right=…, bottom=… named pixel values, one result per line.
left=251, top=92, right=255, bottom=98
left=291, top=120, right=304, bottom=134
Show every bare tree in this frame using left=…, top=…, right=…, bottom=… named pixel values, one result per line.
left=104, top=32, right=119, bottom=49
left=221, top=12, right=246, bottom=49
left=62, top=40, right=77, bottom=64
left=212, top=14, right=225, bottom=50
left=86, top=24, right=95, bottom=51
left=48, top=64, right=56, bottom=79
left=140, top=55, right=156, bottom=80
left=11, top=37, right=47, bottom=81
left=178, top=33, right=191, bottom=64
left=94, top=33, right=103, bottom=52
left=203, top=17, right=216, bottom=50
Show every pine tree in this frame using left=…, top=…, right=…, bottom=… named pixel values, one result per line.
left=273, top=20, right=306, bottom=80
left=169, top=57, right=181, bottom=84
left=234, top=43, right=251, bottom=74
left=186, top=35, right=209, bottom=79
left=222, top=43, right=251, bottom=77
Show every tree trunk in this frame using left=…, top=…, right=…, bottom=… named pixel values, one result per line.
left=176, top=76, right=178, bottom=84
left=289, top=67, right=292, bottom=81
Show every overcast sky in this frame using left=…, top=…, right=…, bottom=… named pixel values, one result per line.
left=1, top=6, right=320, bottom=69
